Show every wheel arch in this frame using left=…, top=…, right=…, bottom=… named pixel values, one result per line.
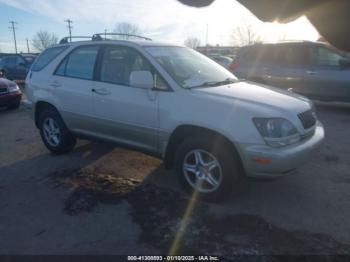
left=34, top=101, right=60, bottom=128
left=163, top=125, right=243, bottom=170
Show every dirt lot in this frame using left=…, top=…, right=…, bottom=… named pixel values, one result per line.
left=0, top=102, right=350, bottom=258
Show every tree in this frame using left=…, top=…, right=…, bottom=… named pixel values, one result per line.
left=184, top=37, right=201, bottom=49
left=32, top=31, right=58, bottom=52
left=113, top=23, right=141, bottom=40
left=232, top=24, right=261, bottom=46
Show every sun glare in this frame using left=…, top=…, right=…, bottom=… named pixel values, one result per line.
left=259, top=16, right=320, bottom=43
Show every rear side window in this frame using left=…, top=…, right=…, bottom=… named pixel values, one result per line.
left=31, top=46, right=68, bottom=71
left=273, top=45, right=309, bottom=66
left=56, top=46, right=99, bottom=80
left=240, top=46, right=275, bottom=64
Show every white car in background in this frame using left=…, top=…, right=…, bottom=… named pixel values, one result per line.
left=25, top=35, right=324, bottom=201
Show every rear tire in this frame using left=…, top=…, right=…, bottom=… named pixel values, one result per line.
left=174, top=136, right=244, bottom=202
left=39, top=109, right=76, bottom=154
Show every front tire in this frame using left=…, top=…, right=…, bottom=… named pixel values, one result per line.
left=39, top=109, right=76, bottom=154
left=7, top=101, right=20, bottom=110
left=174, top=136, right=244, bottom=202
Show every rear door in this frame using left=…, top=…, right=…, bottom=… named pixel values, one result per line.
left=304, top=45, right=350, bottom=101
left=50, top=45, right=100, bottom=132
left=92, top=45, right=159, bottom=153
left=262, top=44, right=310, bottom=94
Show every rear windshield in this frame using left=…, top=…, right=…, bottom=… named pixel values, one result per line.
left=23, top=55, right=36, bottom=64
left=31, top=46, right=68, bottom=71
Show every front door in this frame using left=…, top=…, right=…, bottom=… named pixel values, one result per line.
left=304, top=45, right=350, bottom=101
left=92, top=45, right=159, bottom=153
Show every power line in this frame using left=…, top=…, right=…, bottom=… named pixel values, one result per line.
left=9, top=21, right=18, bottom=54
left=64, top=19, right=73, bottom=42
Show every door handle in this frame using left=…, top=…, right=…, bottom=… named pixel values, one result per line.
left=92, top=88, right=111, bottom=95
left=50, top=81, right=61, bottom=88
left=306, top=70, right=317, bottom=75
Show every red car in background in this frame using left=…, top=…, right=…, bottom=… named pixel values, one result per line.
left=0, top=72, right=22, bottom=109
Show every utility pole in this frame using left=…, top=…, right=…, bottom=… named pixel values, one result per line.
left=64, top=19, right=73, bottom=42
left=9, top=21, right=18, bottom=54
left=104, top=29, right=107, bottom=40
left=206, top=23, right=209, bottom=46
left=26, top=38, right=30, bottom=53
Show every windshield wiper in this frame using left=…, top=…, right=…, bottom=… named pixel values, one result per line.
left=191, top=78, right=237, bottom=88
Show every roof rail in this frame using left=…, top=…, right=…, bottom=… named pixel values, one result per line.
left=59, top=36, right=94, bottom=44
left=92, top=33, right=152, bottom=41
left=59, top=33, right=152, bottom=45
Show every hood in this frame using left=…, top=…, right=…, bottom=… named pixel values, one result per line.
left=194, top=80, right=312, bottom=113
left=0, top=78, right=16, bottom=88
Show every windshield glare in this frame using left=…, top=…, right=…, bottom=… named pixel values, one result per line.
left=146, top=46, right=237, bottom=89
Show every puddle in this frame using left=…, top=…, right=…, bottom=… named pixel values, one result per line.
left=51, top=168, right=350, bottom=257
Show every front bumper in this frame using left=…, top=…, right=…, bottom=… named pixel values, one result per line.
left=237, top=122, right=325, bottom=178
left=0, top=92, right=22, bottom=107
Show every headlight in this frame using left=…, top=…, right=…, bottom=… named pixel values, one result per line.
left=8, top=84, right=20, bottom=93
left=253, top=118, right=300, bottom=147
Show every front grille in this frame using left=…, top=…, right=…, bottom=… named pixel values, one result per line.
left=298, top=110, right=316, bottom=129
left=0, top=87, right=8, bottom=95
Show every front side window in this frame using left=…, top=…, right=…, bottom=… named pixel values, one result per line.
left=32, top=46, right=68, bottom=71
left=56, top=46, right=99, bottom=80
left=100, top=46, right=151, bottom=86
left=16, top=56, right=25, bottom=66
left=98, top=45, right=168, bottom=90
left=312, top=46, right=345, bottom=67
left=146, top=46, right=237, bottom=89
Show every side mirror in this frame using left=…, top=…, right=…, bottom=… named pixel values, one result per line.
left=339, top=59, right=350, bottom=69
left=129, top=71, right=154, bottom=89
left=18, top=62, right=26, bottom=67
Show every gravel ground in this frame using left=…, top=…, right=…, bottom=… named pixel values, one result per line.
left=0, top=101, right=350, bottom=259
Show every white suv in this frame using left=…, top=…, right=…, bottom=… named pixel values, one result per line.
left=25, top=36, right=325, bottom=200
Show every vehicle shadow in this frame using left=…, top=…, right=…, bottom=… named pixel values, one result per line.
left=0, top=141, right=116, bottom=178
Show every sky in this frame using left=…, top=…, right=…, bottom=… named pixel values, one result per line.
left=0, top=0, right=320, bottom=53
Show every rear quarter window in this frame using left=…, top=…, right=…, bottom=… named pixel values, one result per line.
left=31, top=46, right=68, bottom=72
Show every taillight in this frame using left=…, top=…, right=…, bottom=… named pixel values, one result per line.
left=228, top=62, right=239, bottom=72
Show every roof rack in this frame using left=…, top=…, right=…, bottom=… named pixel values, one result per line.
left=92, top=33, right=152, bottom=41
left=59, top=36, right=94, bottom=44
left=59, top=33, right=152, bottom=45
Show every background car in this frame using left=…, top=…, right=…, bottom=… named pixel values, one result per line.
left=233, top=41, right=350, bottom=102
left=0, top=53, right=37, bottom=81
left=0, top=76, right=22, bottom=109
left=207, top=54, right=236, bottom=71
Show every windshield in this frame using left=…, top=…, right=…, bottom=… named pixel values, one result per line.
left=146, top=46, right=238, bottom=89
